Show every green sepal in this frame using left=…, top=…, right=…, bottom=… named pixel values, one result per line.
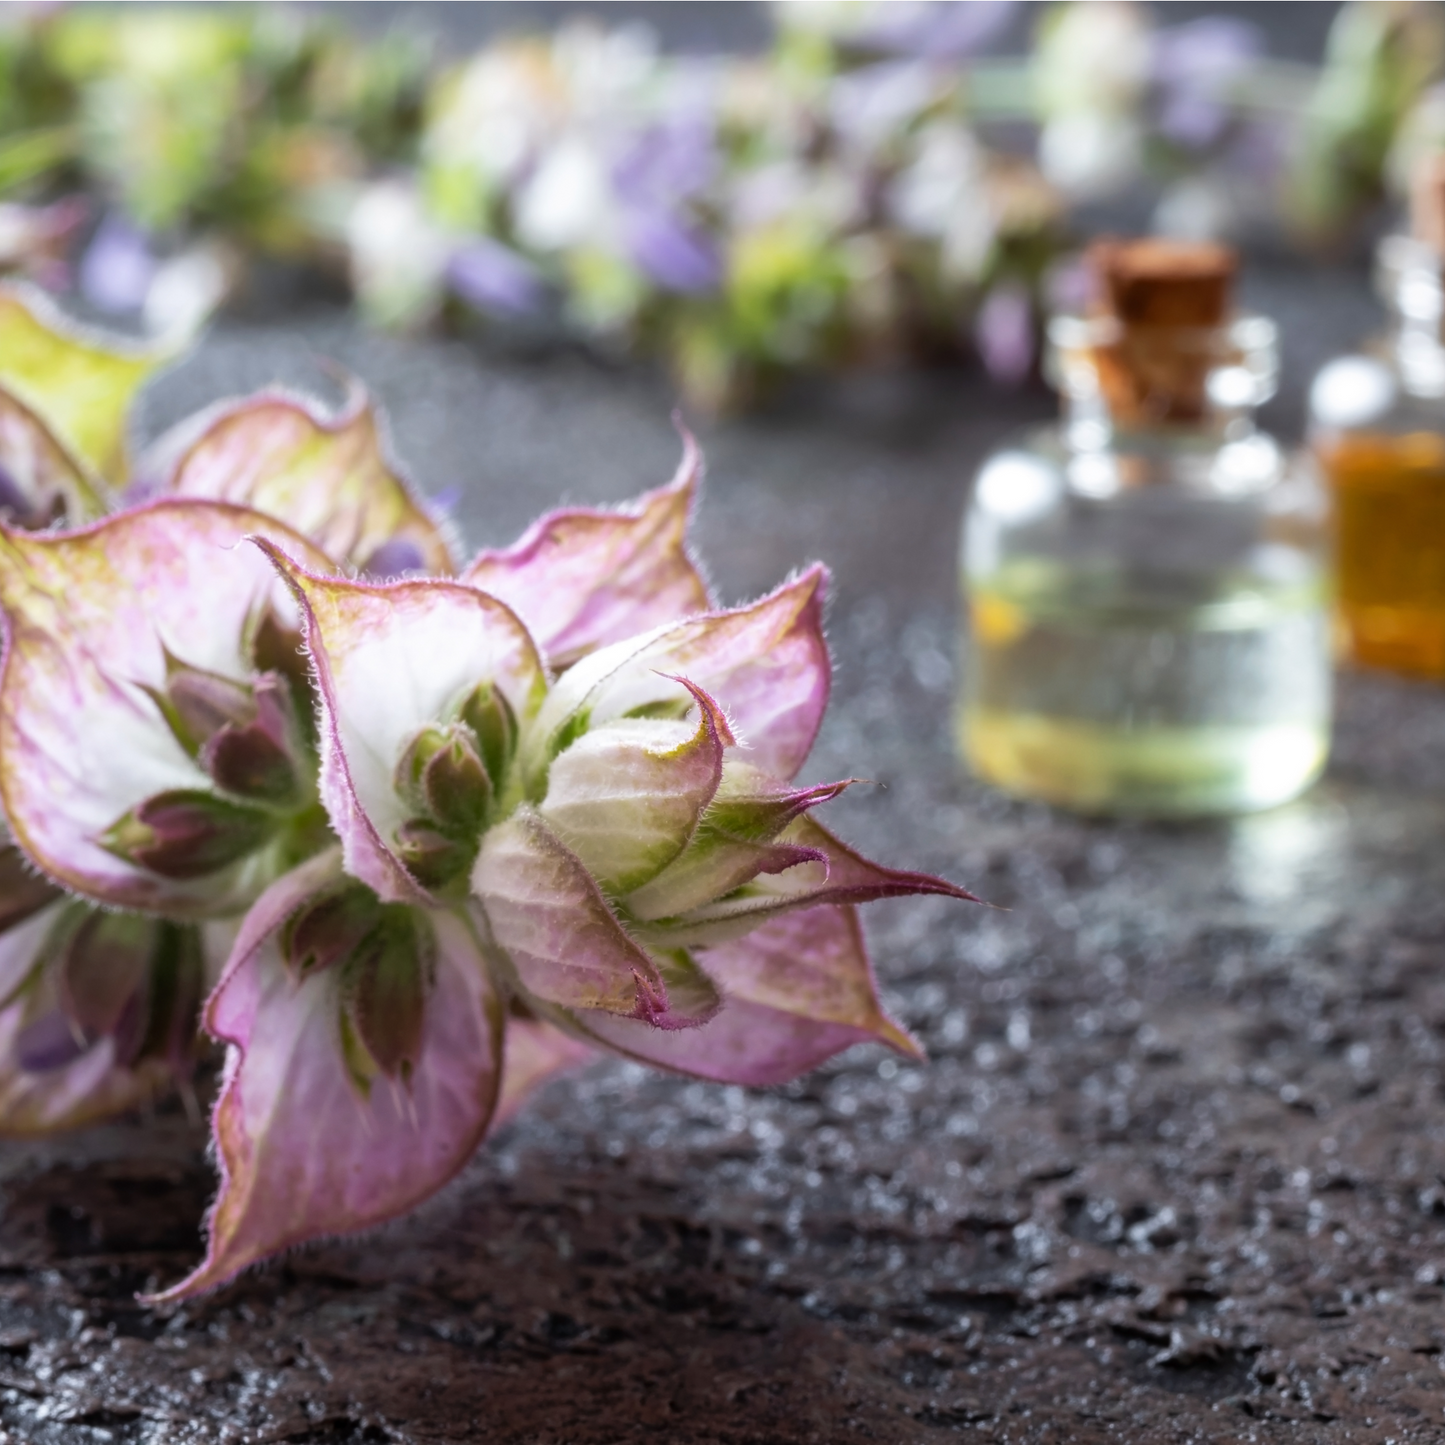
left=340, top=905, right=435, bottom=1085
left=458, top=679, right=517, bottom=789
left=281, top=882, right=384, bottom=980
left=393, top=819, right=477, bottom=892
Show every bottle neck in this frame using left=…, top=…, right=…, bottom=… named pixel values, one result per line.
left=1047, top=313, right=1278, bottom=452
left=1377, top=234, right=1445, bottom=397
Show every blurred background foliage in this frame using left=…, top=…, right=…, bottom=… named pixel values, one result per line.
left=0, top=1, right=1439, bottom=409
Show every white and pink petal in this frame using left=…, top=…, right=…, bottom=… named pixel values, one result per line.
left=537, top=679, right=730, bottom=894
left=577, top=905, right=918, bottom=1086
left=0, top=502, right=333, bottom=914
left=472, top=808, right=672, bottom=1020
left=140, top=385, right=455, bottom=576
left=254, top=549, right=547, bottom=903
left=151, top=871, right=503, bottom=1301
left=528, top=568, right=830, bottom=787
left=462, top=434, right=711, bottom=666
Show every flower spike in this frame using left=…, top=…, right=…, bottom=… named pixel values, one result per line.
left=73, top=426, right=980, bottom=1297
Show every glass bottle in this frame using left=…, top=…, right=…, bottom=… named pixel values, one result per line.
left=1309, top=230, right=1445, bottom=677
left=959, top=243, right=1331, bottom=817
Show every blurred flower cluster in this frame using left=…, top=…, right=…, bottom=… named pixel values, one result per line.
left=0, top=283, right=971, bottom=1295
left=0, top=1, right=1440, bottom=408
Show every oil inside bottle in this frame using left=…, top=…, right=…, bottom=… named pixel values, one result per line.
left=961, top=559, right=1331, bottom=816
left=1318, top=429, right=1445, bottom=678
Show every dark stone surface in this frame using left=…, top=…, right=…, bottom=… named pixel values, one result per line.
left=6, top=261, right=1445, bottom=1441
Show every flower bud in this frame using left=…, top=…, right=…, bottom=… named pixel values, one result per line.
left=459, top=680, right=516, bottom=790
left=201, top=676, right=304, bottom=804
left=393, top=819, right=475, bottom=892
left=340, top=905, right=434, bottom=1086
left=282, top=883, right=383, bottom=979
left=249, top=607, right=316, bottom=741
left=703, top=775, right=853, bottom=843
left=203, top=724, right=299, bottom=804
left=102, top=789, right=275, bottom=880
left=396, top=723, right=492, bottom=834
left=150, top=649, right=256, bottom=757
left=396, top=726, right=447, bottom=812
left=131, top=922, right=205, bottom=1074
left=57, top=909, right=154, bottom=1049
left=423, top=728, right=492, bottom=835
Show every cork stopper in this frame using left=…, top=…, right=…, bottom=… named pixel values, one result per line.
left=1409, top=152, right=1445, bottom=255
left=1086, top=238, right=1239, bottom=425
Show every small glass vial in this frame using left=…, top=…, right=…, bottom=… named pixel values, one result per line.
left=1309, top=159, right=1445, bottom=678
left=959, top=240, right=1331, bottom=817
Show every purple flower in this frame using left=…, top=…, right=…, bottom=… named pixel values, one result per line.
left=78, top=213, right=157, bottom=315
left=361, top=537, right=427, bottom=579
left=1044, top=255, right=1094, bottom=315
left=446, top=237, right=544, bottom=318
left=623, top=209, right=721, bottom=294
left=974, top=283, right=1035, bottom=386
left=1151, top=17, right=1264, bottom=151
left=613, top=117, right=719, bottom=213
left=860, top=0, right=1017, bottom=60
left=608, top=116, right=722, bottom=292
left=830, top=60, right=937, bottom=145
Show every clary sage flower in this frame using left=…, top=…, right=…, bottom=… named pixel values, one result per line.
left=0, top=289, right=973, bottom=1297
left=134, top=503, right=970, bottom=1298
left=0, top=503, right=335, bottom=1134
left=0, top=289, right=457, bottom=1134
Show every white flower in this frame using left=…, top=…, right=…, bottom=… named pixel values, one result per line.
left=1033, top=1, right=1151, bottom=119
left=1038, top=111, right=1143, bottom=200
left=514, top=137, right=619, bottom=254
left=144, top=244, right=230, bottom=342
left=427, top=48, right=556, bottom=187
left=889, top=121, right=995, bottom=281
left=346, top=181, right=450, bottom=327
left=1033, top=1, right=1150, bottom=200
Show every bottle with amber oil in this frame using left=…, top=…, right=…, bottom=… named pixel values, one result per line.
left=1310, top=158, right=1445, bottom=678
left=959, top=239, right=1331, bottom=817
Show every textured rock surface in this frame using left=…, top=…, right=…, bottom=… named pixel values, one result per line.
left=5, top=267, right=1445, bottom=1442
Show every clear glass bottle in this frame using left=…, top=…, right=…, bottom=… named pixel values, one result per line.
left=959, top=291, right=1331, bottom=817
left=1309, top=233, right=1445, bottom=678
